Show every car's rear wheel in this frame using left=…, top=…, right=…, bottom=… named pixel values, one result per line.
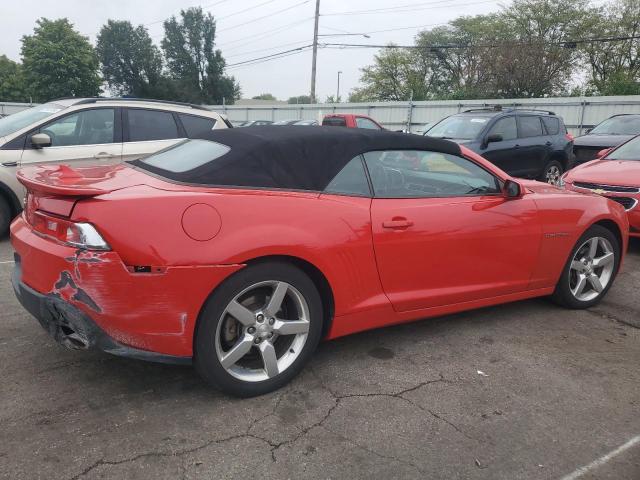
left=541, top=160, right=564, bottom=186
left=552, top=225, right=620, bottom=309
left=195, top=261, right=323, bottom=397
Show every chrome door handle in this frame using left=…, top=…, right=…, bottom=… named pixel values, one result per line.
left=382, top=219, right=414, bottom=229
left=93, top=152, right=114, bottom=159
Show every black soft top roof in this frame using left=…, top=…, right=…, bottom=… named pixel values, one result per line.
left=134, top=125, right=462, bottom=191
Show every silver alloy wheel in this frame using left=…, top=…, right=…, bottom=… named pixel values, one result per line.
left=546, top=164, right=562, bottom=185
left=215, top=280, right=310, bottom=382
left=569, top=236, right=615, bottom=302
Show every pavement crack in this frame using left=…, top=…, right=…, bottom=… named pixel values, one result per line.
left=425, top=409, right=477, bottom=442
left=586, top=308, right=640, bottom=330
left=267, top=371, right=468, bottom=463
left=319, top=424, right=427, bottom=475
left=68, top=431, right=273, bottom=480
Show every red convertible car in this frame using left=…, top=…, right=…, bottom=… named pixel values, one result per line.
left=11, top=127, right=628, bottom=396
left=563, top=134, right=640, bottom=238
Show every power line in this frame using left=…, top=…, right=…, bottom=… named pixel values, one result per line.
left=219, top=17, right=314, bottom=50
left=222, top=33, right=640, bottom=70
left=227, top=45, right=313, bottom=68
left=321, top=21, right=449, bottom=37
left=322, top=0, right=499, bottom=16
left=217, top=0, right=280, bottom=20
left=219, top=0, right=311, bottom=33
left=225, top=39, right=311, bottom=59
left=144, top=0, right=232, bottom=27
left=148, top=0, right=306, bottom=39
left=320, top=34, right=640, bottom=50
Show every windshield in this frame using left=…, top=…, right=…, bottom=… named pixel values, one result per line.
left=607, top=135, right=640, bottom=161
left=0, top=103, right=64, bottom=138
left=426, top=115, right=491, bottom=140
left=590, top=116, right=640, bottom=135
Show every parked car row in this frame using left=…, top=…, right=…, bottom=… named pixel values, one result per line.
left=2, top=98, right=640, bottom=237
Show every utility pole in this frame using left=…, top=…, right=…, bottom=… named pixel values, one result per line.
left=336, top=71, right=342, bottom=103
left=310, top=0, right=320, bottom=103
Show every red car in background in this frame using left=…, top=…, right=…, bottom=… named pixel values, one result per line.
left=11, top=127, right=628, bottom=397
left=563, top=134, right=640, bottom=238
left=322, top=113, right=384, bottom=130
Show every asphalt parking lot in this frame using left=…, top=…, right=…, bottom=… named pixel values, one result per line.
left=1, top=237, right=639, bottom=480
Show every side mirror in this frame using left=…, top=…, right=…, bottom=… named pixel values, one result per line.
left=31, top=133, right=51, bottom=149
left=596, top=147, right=612, bottom=158
left=482, top=133, right=503, bottom=149
left=503, top=179, right=522, bottom=199
left=487, top=133, right=503, bottom=144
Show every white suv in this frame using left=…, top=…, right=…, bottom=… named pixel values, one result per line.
left=0, top=98, right=231, bottom=234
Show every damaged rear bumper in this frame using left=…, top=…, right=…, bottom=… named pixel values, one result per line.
left=12, top=254, right=192, bottom=365
left=10, top=215, right=243, bottom=358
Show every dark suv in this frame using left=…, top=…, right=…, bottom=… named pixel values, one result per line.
left=425, top=107, right=574, bottom=185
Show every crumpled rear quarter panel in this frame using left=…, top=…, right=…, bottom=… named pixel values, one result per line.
left=11, top=216, right=242, bottom=356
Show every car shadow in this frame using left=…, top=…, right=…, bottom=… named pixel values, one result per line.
left=59, top=296, right=551, bottom=403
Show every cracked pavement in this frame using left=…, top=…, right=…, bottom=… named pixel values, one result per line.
left=0, top=238, right=639, bottom=479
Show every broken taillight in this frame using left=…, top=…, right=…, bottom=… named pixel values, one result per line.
left=30, top=210, right=110, bottom=250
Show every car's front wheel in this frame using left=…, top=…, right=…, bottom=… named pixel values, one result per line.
left=195, top=261, right=323, bottom=397
left=552, top=225, right=620, bottom=309
left=541, top=160, right=564, bottom=186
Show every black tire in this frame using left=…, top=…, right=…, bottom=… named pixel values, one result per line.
left=552, top=225, right=620, bottom=309
left=0, top=196, right=12, bottom=238
left=194, top=261, right=323, bottom=397
left=540, top=159, right=564, bottom=185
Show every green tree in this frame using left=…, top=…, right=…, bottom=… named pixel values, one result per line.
left=287, top=95, right=311, bottom=104
left=0, top=55, right=29, bottom=102
left=581, top=0, right=640, bottom=95
left=96, top=20, right=163, bottom=97
left=495, top=0, right=588, bottom=97
left=21, top=18, right=101, bottom=102
left=350, top=46, right=427, bottom=101
left=252, top=93, right=277, bottom=100
left=162, top=7, right=240, bottom=104
left=353, top=0, right=592, bottom=101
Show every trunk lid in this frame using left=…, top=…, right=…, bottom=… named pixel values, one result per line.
left=17, top=164, right=145, bottom=197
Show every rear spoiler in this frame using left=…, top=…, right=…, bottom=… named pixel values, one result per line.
left=17, top=164, right=138, bottom=197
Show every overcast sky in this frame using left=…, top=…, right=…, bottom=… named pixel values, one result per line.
left=0, top=0, right=508, bottom=101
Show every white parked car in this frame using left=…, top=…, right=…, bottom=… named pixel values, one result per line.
left=0, top=98, right=231, bottom=234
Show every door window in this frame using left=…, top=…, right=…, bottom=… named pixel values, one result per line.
left=324, top=156, right=371, bottom=197
left=363, top=150, right=500, bottom=198
left=541, top=116, right=560, bottom=135
left=179, top=114, right=217, bottom=138
left=518, top=116, right=543, bottom=138
left=128, top=109, right=179, bottom=142
left=41, top=109, right=115, bottom=146
left=356, top=117, right=381, bottom=129
left=488, top=117, right=517, bottom=141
